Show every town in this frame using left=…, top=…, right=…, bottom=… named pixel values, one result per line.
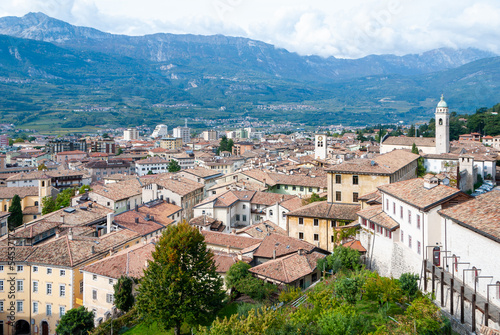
left=1, top=96, right=500, bottom=335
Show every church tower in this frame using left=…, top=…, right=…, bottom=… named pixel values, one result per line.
left=435, top=94, right=450, bottom=154
left=315, top=134, right=327, bottom=160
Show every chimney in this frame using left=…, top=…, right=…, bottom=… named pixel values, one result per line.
left=298, top=248, right=304, bottom=256
left=68, top=228, right=73, bottom=241
left=55, top=228, right=60, bottom=238
left=151, top=215, right=154, bottom=221
left=135, top=217, right=139, bottom=224
left=273, top=249, right=276, bottom=259
left=107, top=213, right=114, bottom=234
left=61, top=215, right=65, bottom=224
left=237, top=253, right=242, bottom=261
left=91, top=245, right=95, bottom=254
left=135, top=204, right=139, bottom=212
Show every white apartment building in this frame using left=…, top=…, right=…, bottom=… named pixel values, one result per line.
left=123, top=128, right=139, bottom=141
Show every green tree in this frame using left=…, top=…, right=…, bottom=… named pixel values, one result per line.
left=114, top=276, right=135, bottom=313
left=167, top=159, right=181, bottom=172
left=37, top=163, right=48, bottom=171
left=225, top=261, right=276, bottom=301
left=136, top=223, right=225, bottom=335
left=116, top=147, right=124, bottom=155
left=407, top=125, right=415, bottom=138
left=55, top=306, right=94, bottom=335
left=411, top=143, right=426, bottom=177
left=317, top=246, right=361, bottom=274
left=227, top=139, right=234, bottom=153
left=42, top=196, right=57, bottom=215
left=8, top=194, right=23, bottom=230
left=55, top=188, right=76, bottom=209
left=334, top=277, right=361, bottom=304
left=399, top=273, right=419, bottom=300
left=225, top=261, right=252, bottom=290
left=302, top=192, right=327, bottom=205
left=217, top=135, right=229, bottom=154
left=78, top=185, right=91, bottom=194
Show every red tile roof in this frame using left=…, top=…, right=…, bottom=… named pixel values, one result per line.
left=202, top=231, right=262, bottom=250
left=252, top=233, right=318, bottom=259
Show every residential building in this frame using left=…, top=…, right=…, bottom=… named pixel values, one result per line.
left=179, top=167, right=223, bottom=195
left=135, top=157, right=171, bottom=176
left=47, top=138, right=88, bottom=155
left=142, top=174, right=204, bottom=220
left=202, top=130, right=218, bottom=141
left=0, top=211, right=10, bottom=237
left=326, top=149, right=419, bottom=204
left=123, top=128, right=139, bottom=141
left=6, top=170, right=92, bottom=190
left=159, top=137, right=183, bottom=150
left=151, top=124, right=168, bottom=139
left=84, top=159, right=134, bottom=182
left=172, top=152, right=195, bottom=170
left=173, top=121, right=190, bottom=144
left=232, top=141, right=254, bottom=156
left=357, top=176, right=470, bottom=278
left=286, top=201, right=360, bottom=252
left=55, top=150, right=87, bottom=164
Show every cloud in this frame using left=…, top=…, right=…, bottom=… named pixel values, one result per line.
left=0, top=0, right=499, bottom=58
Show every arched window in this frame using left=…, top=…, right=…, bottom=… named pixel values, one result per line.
left=34, top=201, right=39, bottom=206
left=439, top=118, right=443, bottom=125
left=282, top=211, right=286, bottom=218
left=269, top=210, right=273, bottom=216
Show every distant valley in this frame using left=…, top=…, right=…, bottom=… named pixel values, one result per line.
left=0, top=12, right=499, bottom=131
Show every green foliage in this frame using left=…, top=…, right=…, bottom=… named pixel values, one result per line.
left=37, top=163, right=48, bottom=171
left=7, top=194, right=23, bottom=230
left=91, top=308, right=140, bottom=335
left=302, top=192, right=327, bottom=205
left=278, top=286, right=302, bottom=303
left=136, top=223, right=225, bottom=335
left=56, top=306, right=94, bottom=335
left=217, top=136, right=235, bottom=154
left=334, top=277, right=361, bottom=304
left=318, top=304, right=369, bottom=335
left=117, top=147, right=124, bottom=155
left=114, top=276, right=135, bottom=313
left=79, top=185, right=92, bottom=194
left=362, top=273, right=402, bottom=307
left=317, top=246, right=361, bottom=274
left=225, top=261, right=277, bottom=302
left=41, top=196, right=56, bottom=215
left=167, top=159, right=181, bottom=173
left=411, top=143, right=419, bottom=155
left=411, top=143, right=426, bottom=177
left=399, top=273, right=419, bottom=300
left=55, top=188, right=76, bottom=209
left=387, top=296, right=444, bottom=334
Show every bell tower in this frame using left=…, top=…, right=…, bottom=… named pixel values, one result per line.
left=435, top=94, right=450, bottom=154
left=315, top=134, right=327, bottom=160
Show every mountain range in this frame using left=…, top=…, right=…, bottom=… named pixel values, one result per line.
left=0, top=12, right=499, bottom=129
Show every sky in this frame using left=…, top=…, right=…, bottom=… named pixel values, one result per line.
left=1, top=0, right=499, bottom=58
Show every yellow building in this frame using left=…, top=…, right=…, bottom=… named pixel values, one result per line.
left=286, top=201, right=360, bottom=252
left=326, top=149, right=419, bottom=204
left=0, top=229, right=139, bottom=335
left=159, top=137, right=183, bottom=150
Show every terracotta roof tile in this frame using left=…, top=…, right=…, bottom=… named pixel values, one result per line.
left=202, top=231, right=262, bottom=250
left=286, top=201, right=360, bottom=221
left=252, top=233, right=318, bottom=259
left=236, top=221, right=286, bottom=239
left=382, top=136, right=436, bottom=147
left=249, top=251, right=325, bottom=284
left=438, top=190, right=500, bottom=242
left=378, top=178, right=465, bottom=211
left=357, top=205, right=400, bottom=230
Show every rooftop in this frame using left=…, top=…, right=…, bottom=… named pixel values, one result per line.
left=286, top=201, right=360, bottom=221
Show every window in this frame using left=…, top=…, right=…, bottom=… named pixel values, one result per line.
left=298, top=232, right=304, bottom=240
left=60, top=306, right=66, bottom=316
left=314, top=234, right=319, bottom=241
left=17, top=280, right=23, bottom=292
left=60, top=285, right=65, bottom=297
left=309, top=187, right=313, bottom=192
left=417, top=241, right=421, bottom=254
left=60, top=270, right=65, bottom=276
left=17, top=265, right=23, bottom=272
left=408, top=210, right=412, bottom=224
left=242, top=215, right=247, bottom=221
left=335, top=174, right=341, bottom=184
left=47, top=268, right=52, bottom=275
left=0, top=301, right=3, bottom=312
left=93, top=274, right=97, bottom=281
left=47, top=283, right=52, bottom=295
left=408, top=235, right=412, bottom=248
left=277, top=185, right=280, bottom=189
left=386, top=199, right=389, bottom=210
left=401, top=230, right=404, bottom=243
left=109, top=279, right=114, bottom=285
left=285, top=185, right=288, bottom=190
left=336, top=191, right=341, bottom=202
left=400, top=206, right=403, bottom=218
left=80, top=280, right=83, bottom=294
left=92, top=290, right=97, bottom=300
left=106, top=294, right=114, bottom=304
left=353, top=192, right=359, bottom=202
left=313, top=219, right=319, bottom=226
left=235, top=214, right=240, bottom=221
left=331, top=220, right=336, bottom=228
left=298, top=217, right=303, bottom=225
left=32, top=266, right=38, bottom=272
left=269, top=210, right=273, bottom=217
left=331, top=235, right=334, bottom=243
left=0, top=265, right=3, bottom=271
left=242, top=204, right=246, bottom=209
left=0, top=280, right=3, bottom=291
left=282, top=211, right=286, bottom=218
left=292, top=186, right=296, bottom=191
left=417, top=215, right=421, bottom=229
left=46, top=304, right=52, bottom=316
left=33, top=302, right=38, bottom=314
left=393, top=203, right=396, bottom=214
left=17, top=301, right=23, bottom=313
left=33, top=281, right=38, bottom=293
left=352, top=175, right=359, bottom=185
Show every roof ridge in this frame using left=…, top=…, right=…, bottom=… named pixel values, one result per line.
left=66, top=237, right=74, bottom=267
